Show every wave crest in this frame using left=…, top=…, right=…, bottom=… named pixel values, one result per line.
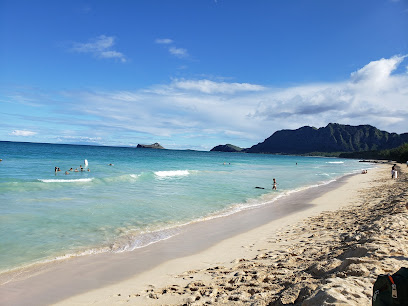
left=38, top=178, right=94, bottom=183
left=154, top=170, right=190, bottom=178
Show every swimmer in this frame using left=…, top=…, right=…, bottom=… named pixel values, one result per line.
left=87, top=168, right=90, bottom=172
left=65, top=171, right=69, bottom=175
left=108, top=163, right=114, bottom=166
left=272, top=178, right=277, bottom=190
left=74, top=168, right=79, bottom=172
left=69, top=168, right=73, bottom=171
left=55, top=167, right=58, bottom=173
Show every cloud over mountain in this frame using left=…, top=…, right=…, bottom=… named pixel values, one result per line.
left=4, top=55, right=408, bottom=149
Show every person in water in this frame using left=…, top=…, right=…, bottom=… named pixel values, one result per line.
left=272, top=178, right=277, bottom=190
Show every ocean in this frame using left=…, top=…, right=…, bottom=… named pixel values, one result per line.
left=0, top=141, right=371, bottom=273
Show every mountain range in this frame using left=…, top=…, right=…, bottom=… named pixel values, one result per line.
left=211, top=123, right=408, bottom=155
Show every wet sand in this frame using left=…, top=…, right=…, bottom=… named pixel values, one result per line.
left=1, top=163, right=406, bottom=305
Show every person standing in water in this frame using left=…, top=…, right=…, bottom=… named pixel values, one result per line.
left=272, top=178, right=277, bottom=190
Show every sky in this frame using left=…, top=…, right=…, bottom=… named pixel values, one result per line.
left=0, top=0, right=407, bottom=150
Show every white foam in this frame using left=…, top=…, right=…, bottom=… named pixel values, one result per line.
left=326, top=161, right=344, bottom=164
left=155, top=170, right=190, bottom=178
left=0, top=228, right=180, bottom=278
left=316, top=173, right=331, bottom=176
left=111, top=230, right=179, bottom=252
left=38, top=178, right=93, bottom=183
left=2, top=172, right=352, bottom=278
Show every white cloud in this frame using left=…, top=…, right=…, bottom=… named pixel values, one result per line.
left=54, top=135, right=102, bottom=144
left=99, top=52, right=407, bottom=143
left=10, top=130, right=37, bottom=136
left=155, top=38, right=173, bottom=44
left=171, top=79, right=265, bottom=94
left=350, top=55, right=406, bottom=86
left=71, top=35, right=126, bottom=62
left=99, top=50, right=125, bottom=60
left=248, top=55, right=408, bottom=134
left=169, top=47, right=189, bottom=58
left=3, top=55, right=408, bottom=149
left=155, top=38, right=190, bottom=59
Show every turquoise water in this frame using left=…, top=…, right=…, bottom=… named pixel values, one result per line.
left=0, top=141, right=370, bottom=272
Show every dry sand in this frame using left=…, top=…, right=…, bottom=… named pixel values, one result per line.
left=52, top=163, right=408, bottom=306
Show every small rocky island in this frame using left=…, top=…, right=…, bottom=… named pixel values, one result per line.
left=210, top=144, right=245, bottom=153
left=136, top=142, right=165, bottom=149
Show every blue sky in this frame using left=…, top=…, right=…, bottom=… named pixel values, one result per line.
left=1, top=0, right=407, bottom=150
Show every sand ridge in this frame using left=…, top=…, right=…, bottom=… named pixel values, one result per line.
left=99, top=165, right=408, bottom=306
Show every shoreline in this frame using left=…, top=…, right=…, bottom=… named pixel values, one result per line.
left=0, top=153, right=365, bottom=277
left=0, top=169, right=356, bottom=277
left=1, top=164, right=404, bottom=305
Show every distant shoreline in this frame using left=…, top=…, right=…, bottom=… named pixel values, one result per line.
left=1, top=140, right=404, bottom=162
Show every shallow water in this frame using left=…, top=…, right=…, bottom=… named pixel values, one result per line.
left=0, top=141, right=370, bottom=272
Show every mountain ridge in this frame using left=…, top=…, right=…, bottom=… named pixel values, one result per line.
left=211, top=123, right=408, bottom=155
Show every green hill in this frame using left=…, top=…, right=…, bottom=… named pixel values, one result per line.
left=210, top=144, right=244, bottom=152
left=340, top=143, right=408, bottom=163
left=246, top=123, right=408, bottom=154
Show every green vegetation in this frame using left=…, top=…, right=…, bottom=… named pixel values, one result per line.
left=340, top=143, right=408, bottom=163
left=247, top=123, right=408, bottom=154
left=210, top=144, right=244, bottom=152
left=302, top=152, right=342, bottom=157
left=210, top=124, right=408, bottom=158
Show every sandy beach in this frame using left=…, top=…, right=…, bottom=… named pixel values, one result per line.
left=1, top=163, right=407, bottom=305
